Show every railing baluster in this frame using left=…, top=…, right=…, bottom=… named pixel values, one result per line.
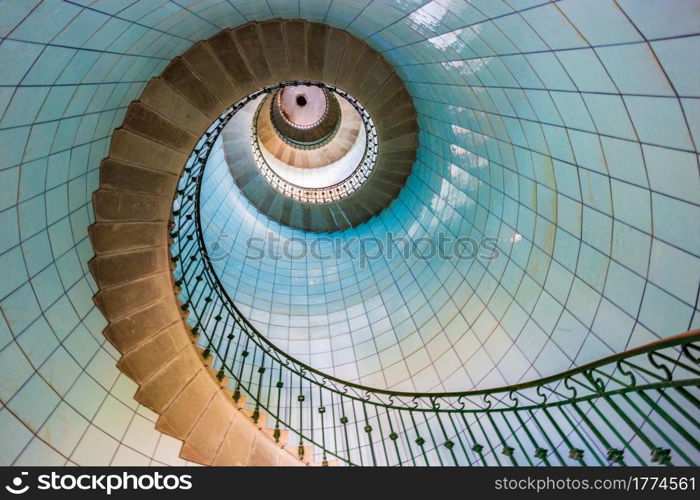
left=361, top=400, right=377, bottom=466
left=473, top=413, right=502, bottom=466
left=319, top=389, right=327, bottom=466
left=170, top=87, right=700, bottom=468
left=398, top=410, right=417, bottom=466
left=526, top=409, right=565, bottom=466
left=556, top=405, right=604, bottom=466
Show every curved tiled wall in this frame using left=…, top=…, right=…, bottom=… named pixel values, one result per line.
left=1, top=0, right=699, bottom=465
left=203, top=1, right=700, bottom=392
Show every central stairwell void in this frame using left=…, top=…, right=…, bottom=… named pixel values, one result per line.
left=87, top=18, right=700, bottom=466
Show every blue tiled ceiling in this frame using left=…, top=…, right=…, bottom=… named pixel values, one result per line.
left=0, top=0, right=698, bottom=465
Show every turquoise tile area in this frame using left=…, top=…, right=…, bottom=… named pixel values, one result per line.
left=0, top=0, right=698, bottom=466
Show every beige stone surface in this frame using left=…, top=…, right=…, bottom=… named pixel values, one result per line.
left=179, top=392, right=235, bottom=464
left=94, top=272, right=172, bottom=321
left=233, top=23, right=274, bottom=87
left=104, top=299, right=180, bottom=352
left=157, top=370, right=217, bottom=439
left=258, top=20, right=290, bottom=81
left=109, top=129, right=188, bottom=176
left=183, top=42, right=240, bottom=106
left=89, top=246, right=169, bottom=288
left=117, top=323, right=191, bottom=383
left=92, top=189, right=172, bottom=222
left=123, top=101, right=198, bottom=153
left=89, top=222, right=167, bottom=254
left=283, top=21, right=307, bottom=79
left=161, top=57, right=223, bottom=118
left=134, top=347, right=203, bottom=413
left=140, top=78, right=212, bottom=135
left=90, top=19, right=418, bottom=466
left=100, top=159, right=180, bottom=197
left=306, top=23, right=328, bottom=82
left=207, top=30, right=257, bottom=96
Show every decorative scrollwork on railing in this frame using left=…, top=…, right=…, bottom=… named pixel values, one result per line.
left=648, top=351, right=673, bottom=381
left=171, top=89, right=700, bottom=466
left=251, top=81, right=378, bottom=204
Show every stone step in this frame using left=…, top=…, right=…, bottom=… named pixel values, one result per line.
left=89, top=221, right=167, bottom=255
left=122, top=101, right=198, bottom=154
left=134, top=344, right=206, bottom=413
left=380, top=129, right=419, bottom=153
left=364, top=73, right=404, bottom=115
left=264, top=194, right=285, bottom=224
left=161, top=57, right=223, bottom=119
left=207, top=29, right=258, bottom=97
left=108, top=128, right=187, bottom=176
left=179, top=391, right=236, bottom=465
left=258, top=19, right=290, bottom=82
left=104, top=298, right=182, bottom=353
left=182, top=41, right=240, bottom=106
left=375, top=99, right=416, bottom=131
left=117, top=322, right=192, bottom=383
left=156, top=369, right=218, bottom=440
left=139, top=77, right=211, bottom=136
left=89, top=247, right=169, bottom=289
left=283, top=20, right=307, bottom=80
left=336, top=36, right=367, bottom=92
left=347, top=48, right=382, bottom=96
left=93, top=272, right=173, bottom=322
left=306, top=22, right=328, bottom=82
left=100, top=158, right=179, bottom=198
left=211, top=410, right=301, bottom=466
left=323, top=28, right=347, bottom=85
left=356, top=57, right=393, bottom=105
left=92, top=189, right=172, bottom=223
left=232, top=23, right=274, bottom=88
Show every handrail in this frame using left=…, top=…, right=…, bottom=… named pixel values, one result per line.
left=171, top=90, right=700, bottom=466
left=250, top=82, right=377, bottom=204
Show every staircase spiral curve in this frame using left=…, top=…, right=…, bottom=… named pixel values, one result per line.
left=89, top=19, right=416, bottom=465
left=88, top=18, right=700, bottom=467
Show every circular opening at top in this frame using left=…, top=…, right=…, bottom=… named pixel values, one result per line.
left=251, top=84, right=379, bottom=205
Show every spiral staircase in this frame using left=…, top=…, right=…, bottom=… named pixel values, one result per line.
left=88, top=19, right=417, bottom=465
left=1, top=1, right=699, bottom=468
left=84, top=18, right=700, bottom=466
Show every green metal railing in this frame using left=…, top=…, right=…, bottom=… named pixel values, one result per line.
left=171, top=92, right=700, bottom=467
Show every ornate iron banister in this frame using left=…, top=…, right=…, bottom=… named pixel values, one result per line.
left=250, top=82, right=378, bottom=204
left=171, top=91, right=700, bottom=467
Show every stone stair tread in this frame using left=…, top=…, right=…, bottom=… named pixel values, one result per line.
left=140, top=77, right=211, bottom=135
left=207, top=29, right=258, bottom=96
left=233, top=23, right=274, bottom=87
left=88, top=19, right=417, bottom=467
left=122, top=100, right=198, bottom=153
left=161, top=57, right=223, bottom=119
left=183, top=41, right=240, bottom=105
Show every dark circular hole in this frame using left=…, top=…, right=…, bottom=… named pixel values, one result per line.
left=296, top=95, right=307, bottom=106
